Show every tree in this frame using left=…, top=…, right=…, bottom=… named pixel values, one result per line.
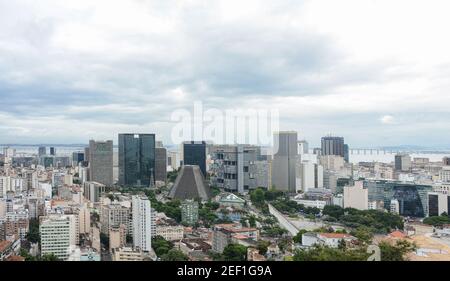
left=222, top=244, right=248, bottom=261
left=423, top=215, right=450, bottom=226
left=256, top=240, right=271, bottom=255
left=379, top=240, right=417, bottom=261
left=26, top=219, right=40, bottom=244
left=293, top=245, right=369, bottom=261
left=210, top=186, right=221, bottom=197
left=323, top=205, right=345, bottom=220
left=248, top=215, right=257, bottom=228
left=351, top=226, right=374, bottom=244
left=152, top=236, right=174, bottom=257
left=250, top=188, right=265, bottom=208
left=161, top=249, right=189, bottom=261
left=40, top=253, right=60, bottom=261
left=20, top=249, right=36, bottom=261
left=293, top=229, right=308, bottom=244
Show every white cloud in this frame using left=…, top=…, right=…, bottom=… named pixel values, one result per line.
left=380, top=115, right=396, bottom=125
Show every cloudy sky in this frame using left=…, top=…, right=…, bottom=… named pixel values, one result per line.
left=1, top=0, right=450, bottom=148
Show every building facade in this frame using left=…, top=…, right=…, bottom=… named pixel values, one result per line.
left=119, top=134, right=156, bottom=187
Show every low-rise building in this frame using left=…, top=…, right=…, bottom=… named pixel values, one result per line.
left=302, top=232, right=357, bottom=248
left=212, top=224, right=259, bottom=253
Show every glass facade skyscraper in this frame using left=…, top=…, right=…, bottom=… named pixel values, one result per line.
left=183, top=141, right=207, bottom=177
left=119, top=134, right=156, bottom=187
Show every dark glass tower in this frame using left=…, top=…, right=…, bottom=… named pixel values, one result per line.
left=321, top=136, right=345, bottom=157
left=119, top=134, right=156, bottom=187
left=183, top=141, right=207, bottom=177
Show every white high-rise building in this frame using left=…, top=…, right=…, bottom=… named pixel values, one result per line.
left=0, top=176, right=11, bottom=197
left=132, top=196, right=152, bottom=252
left=40, top=214, right=77, bottom=260
left=297, top=160, right=324, bottom=193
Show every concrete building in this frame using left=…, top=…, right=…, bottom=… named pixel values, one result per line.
left=395, top=154, right=412, bottom=172
left=156, top=225, right=184, bottom=241
left=302, top=232, right=356, bottom=248
left=297, top=140, right=309, bottom=155
left=112, top=247, right=145, bottom=261
left=109, top=224, right=126, bottom=250
left=40, top=214, right=77, bottom=260
left=428, top=192, right=449, bottom=217
left=212, top=224, right=259, bottom=253
left=83, top=181, right=105, bottom=203
left=89, top=140, right=114, bottom=186
left=100, top=203, right=131, bottom=235
left=155, top=147, right=167, bottom=183
left=343, top=181, right=368, bottom=210
left=297, top=160, right=324, bottom=193
left=132, top=196, right=152, bottom=252
left=439, top=166, right=450, bottom=183
left=390, top=199, right=400, bottom=214
left=444, top=157, right=450, bottom=166
left=181, top=199, right=199, bottom=226
left=271, top=131, right=298, bottom=193
left=319, top=155, right=345, bottom=172
left=209, top=145, right=260, bottom=193
left=169, top=165, right=211, bottom=201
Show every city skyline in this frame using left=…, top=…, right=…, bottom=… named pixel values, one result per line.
left=1, top=0, right=450, bottom=147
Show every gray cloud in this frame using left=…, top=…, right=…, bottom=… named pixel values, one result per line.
left=0, top=0, right=449, bottom=147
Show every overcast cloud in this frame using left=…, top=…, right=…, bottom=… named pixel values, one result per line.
left=0, top=0, right=450, bottom=147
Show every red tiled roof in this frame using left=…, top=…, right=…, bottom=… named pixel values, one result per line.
left=0, top=240, right=12, bottom=253
left=6, top=255, right=25, bottom=261
left=389, top=230, right=407, bottom=238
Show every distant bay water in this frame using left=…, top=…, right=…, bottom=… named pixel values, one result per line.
left=1, top=145, right=449, bottom=164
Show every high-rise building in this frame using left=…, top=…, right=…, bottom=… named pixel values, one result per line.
left=155, top=147, right=167, bottom=183
left=344, top=144, right=349, bottom=163
left=271, top=131, right=298, bottom=193
left=181, top=199, right=199, bottom=225
left=297, top=140, right=309, bottom=155
left=443, top=157, right=450, bottom=166
left=40, top=214, right=77, bottom=260
left=297, top=161, right=324, bottom=193
left=100, top=203, right=131, bottom=235
left=395, top=154, right=412, bottom=172
left=89, top=140, right=114, bottom=186
left=209, top=145, right=260, bottom=194
left=428, top=192, right=449, bottom=217
left=72, top=152, right=85, bottom=166
left=132, top=196, right=152, bottom=252
left=343, top=181, right=368, bottom=210
left=183, top=141, right=207, bottom=177
left=38, top=146, right=46, bottom=157
left=118, top=134, right=156, bottom=187
left=83, top=181, right=105, bottom=203
left=321, top=136, right=346, bottom=160
left=50, top=147, right=56, bottom=156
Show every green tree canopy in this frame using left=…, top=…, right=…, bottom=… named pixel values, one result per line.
left=222, top=244, right=248, bottom=261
